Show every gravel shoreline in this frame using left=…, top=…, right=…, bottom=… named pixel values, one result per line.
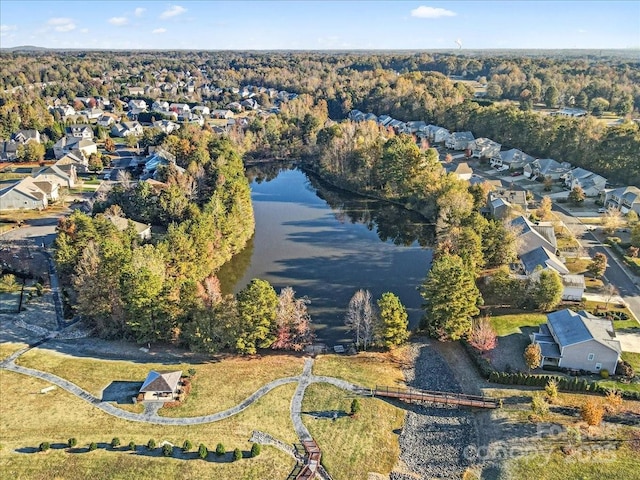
left=391, top=339, right=479, bottom=480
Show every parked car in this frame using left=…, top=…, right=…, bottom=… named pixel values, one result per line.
left=598, top=208, right=607, bottom=213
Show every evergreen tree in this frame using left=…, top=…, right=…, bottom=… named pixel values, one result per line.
left=234, top=279, right=278, bottom=354
left=376, top=292, right=409, bottom=349
left=420, top=253, right=482, bottom=341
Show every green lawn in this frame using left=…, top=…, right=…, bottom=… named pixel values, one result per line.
left=489, top=313, right=547, bottom=337
left=621, top=351, right=640, bottom=372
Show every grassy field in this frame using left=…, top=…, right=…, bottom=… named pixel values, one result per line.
left=0, top=342, right=28, bottom=361
left=620, top=352, right=640, bottom=372
left=0, top=369, right=298, bottom=480
left=302, top=383, right=404, bottom=480
left=489, top=313, right=547, bottom=337
left=16, top=349, right=304, bottom=416
left=312, top=349, right=408, bottom=389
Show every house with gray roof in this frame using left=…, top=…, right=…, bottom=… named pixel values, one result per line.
left=510, top=215, right=557, bottom=255
left=11, top=129, right=41, bottom=144
left=138, top=370, right=182, bottom=401
left=603, top=186, right=640, bottom=215
left=519, top=246, right=569, bottom=276
left=427, top=125, right=450, bottom=144
left=445, top=131, right=474, bottom=150
left=470, top=137, right=501, bottom=159
left=491, top=148, right=535, bottom=171
left=564, top=168, right=607, bottom=197
left=35, top=164, right=77, bottom=189
left=0, top=177, right=48, bottom=211
left=531, top=309, right=621, bottom=373
left=487, top=189, right=528, bottom=219
left=524, top=158, right=572, bottom=180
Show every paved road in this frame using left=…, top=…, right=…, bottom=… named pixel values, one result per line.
left=0, top=216, right=61, bottom=248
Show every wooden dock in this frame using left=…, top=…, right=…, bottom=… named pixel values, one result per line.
left=372, top=385, right=500, bottom=409
left=295, top=439, right=323, bottom=480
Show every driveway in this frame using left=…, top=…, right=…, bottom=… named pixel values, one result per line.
left=616, top=332, right=640, bottom=353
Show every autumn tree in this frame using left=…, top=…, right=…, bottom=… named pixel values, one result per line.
left=104, top=137, right=116, bottom=153
left=88, top=152, right=104, bottom=173
left=272, top=287, right=313, bottom=351
left=376, top=292, right=409, bottom=349
left=345, top=289, right=377, bottom=350
left=16, top=141, right=45, bottom=162
left=468, top=316, right=497, bottom=353
left=602, top=207, right=623, bottom=234
left=568, top=186, right=585, bottom=205
left=536, top=196, right=553, bottom=221
left=524, top=343, right=542, bottom=371
left=581, top=398, right=605, bottom=426
left=420, top=253, right=482, bottom=341
left=587, top=252, right=607, bottom=278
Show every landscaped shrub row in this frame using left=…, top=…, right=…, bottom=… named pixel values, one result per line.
left=593, top=310, right=630, bottom=321
left=606, top=238, right=640, bottom=276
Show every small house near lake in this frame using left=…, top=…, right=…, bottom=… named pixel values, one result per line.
left=531, top=309, right=621, bottom=373
left=139, top=370, right=182, bottom=401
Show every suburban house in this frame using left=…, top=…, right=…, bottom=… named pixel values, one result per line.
left=79, top=108, right=104, bottom=120
left=427, top=125, right=450, bottom=144
left=53, top=136, right=97, bottom=160
left=35, top=164, right=77, bottom=189
left=0, top=141, right=18, bottom=161
left=143, top=147, right=179, bottom=176
left=490, top=148, right=535, bottom=171
left=96, top=114, right=117, bottom=128
left=111, top=121, right=143, bottom=138
left=519, top=246, right=569, bottom=276
left=510, top=215, right=558, bottom=255
left=445, top=131, right=475, bottom=151
left=469, top=175, right=502, bottom=190
left=563, top=168, right=607, bottom=197
left=127, top=99, right=148, bottom=115
left=192, top=105, right=210, bottom=116
left=241, top=98, right=259, bottom=110
left=0, top=177, right=49, bottom=210
left=603, top=186, right=640, bottom=215
left=66, top=125, right=94, bottom=139
left=55, top=152, right=87, bottom=173
left=487, top=189, right=528, bottom=219
left=446, top=162, right=473, bottom=181
left=11, top=129, right=41, bottom=144
left=211, top=109, right=234, bottom=119
left=470, top=137, right=501, bottom=159
left=152, top=119, right=180, bottom=134
left=550, top=107, right=588, bottom=118
left=531, top=309, right=621, bottom=373
left=106, top=214, right=152, bottom=240
left=138, top=371, right=182, bottom=401
left=169, top=103, right=191, bottom=115
left=152, top=100, right=170, bottom=113
left=128, top=86, right=145, bottom=96
left=524, top=158, right=572, bottom=180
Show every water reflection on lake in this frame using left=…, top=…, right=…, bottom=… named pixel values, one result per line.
left=217, top=165, right=434, bottom=344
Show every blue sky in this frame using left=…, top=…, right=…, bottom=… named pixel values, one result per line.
left=1, top=1, right=638, bottom=50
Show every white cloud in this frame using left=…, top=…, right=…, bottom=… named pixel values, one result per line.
left=48, top=17, right=76, bottom=32
left=410, top=6, right=456, bottom=18
left=160, top=5, right=186, bottom=19
left=134, top=7, right=146, bottom=17
left=80, top=28, right=89, bottom=34
left=578, top=29, right=587, bottom=33
left=109, top=17, right=128, bottom=26
left=1, top=24, right=18, bottom=33
left=152, top=28, right=167, bottom=34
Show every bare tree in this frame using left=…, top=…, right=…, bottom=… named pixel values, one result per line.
left=116, top=169, right=132, bottom=190
left=603, top=283, right=619, bottom=309
left=345, top=289, right=377, bottom=350
left=272, top=287, right=313, bottom=351
left=603, top=207, right=623, bottom=234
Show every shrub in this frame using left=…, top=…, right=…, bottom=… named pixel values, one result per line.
left=67, top=437, right=77, bottom=448
left=616, top=360, right=635, bottom=378
left=39, top=441, right=50, bottom=452
left=350, top=398, right=361, bottom=416
left=233, top=448, right=242, bottom=461
left=531, top=393, right=549, bottom=418
left=111, top=437, right=121, bottom=448
left=162, top=444, right=172, bottom=457
left=147, top=439, right=156, bottom=450
left=188, top=368, right=197, bottom=377
left=128, top=441, right=136, bottom=451
left=182, top=439, right=193, bottom=452
left=605, top=390, right=623, bottom=414
left=600, top=369, right=609, bottom=379
left=250, top=443, right=261, bottom=458
left=215, top=443, right=225, bottom=456
left=545, top=379, right=559, bottom=401
left=581, top=398, right=605, bottom=426
left=198, top=443, right=208, bottom=459
left=89, top=442, right=97, bottom=451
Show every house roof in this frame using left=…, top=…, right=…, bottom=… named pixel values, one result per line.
left=499, top=148, right=535, bottom=165
left=520, top=246, right=569, bottom=275
left=511, top=215, right=557, bottom=255
left=454, top=162, right=473, bottom=175
left=547, top=309, right=621, bottom=353
left=562, top=274, right=586, bottom=289
left=532, top=158, right=572, bottom=176
left=139, top=370, right=182, bottom=393
left=106, top=215, right=150, bottom=235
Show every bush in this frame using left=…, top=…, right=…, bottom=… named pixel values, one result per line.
left=198, top=443, right=208, bottom=459
left=215, top=443, right=225, bottom=456
left=111, top=437, right=121, bottom=448
left=39, top=441, right=50, bottom=452
left=531, top=393, right=549, bottom=417
left=67, top=437, right=77, bottom=448
left=128, top=441, right=136, bottom=451
left=233, top=448, right=242, bottom=461
left=600, top=369, right=609, bottom=379
left=147, top=439, right=156, bottom=450
left=545, top=379, right=559, bottom=401
left=89, top=442, right=97, bottom=451
left=581, top=398, right=605, bottom=426
left=250, top=442, right=261, bottom=457
left=182, top=439, right=193, bottom=452
left=188, top=368, right=197, bottom=377
left=616, top=360, right=635, bottom=378
left=350, top=398, right=361, bottom=416
left=162, top=444, right=172, bottom=457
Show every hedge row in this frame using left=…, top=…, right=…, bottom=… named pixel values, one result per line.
left=606, top=238, right=640, bottom=276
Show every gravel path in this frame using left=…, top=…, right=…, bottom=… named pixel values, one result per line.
left=391, top=339, right=478, bottom=480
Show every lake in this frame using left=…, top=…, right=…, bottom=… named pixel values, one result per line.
left=218, top=164, right=434, bottom=344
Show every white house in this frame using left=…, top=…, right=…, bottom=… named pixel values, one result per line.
left=491, top=148, right=535, bottom=171
left=0, top=177, right=48, bottom=211
left=470, top=137, right=501, bottom=159
left=524, top=158, right=572, bottom=180
left=192, top=105, right=210, bottom=116
left=445, top=131, right=474, bottom=151
left=603, top=186, right=640, bottom=215
left=563, top=168, right=607, bottom=197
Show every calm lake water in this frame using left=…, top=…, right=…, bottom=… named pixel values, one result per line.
left=218, top=165, right=434, bottom=344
